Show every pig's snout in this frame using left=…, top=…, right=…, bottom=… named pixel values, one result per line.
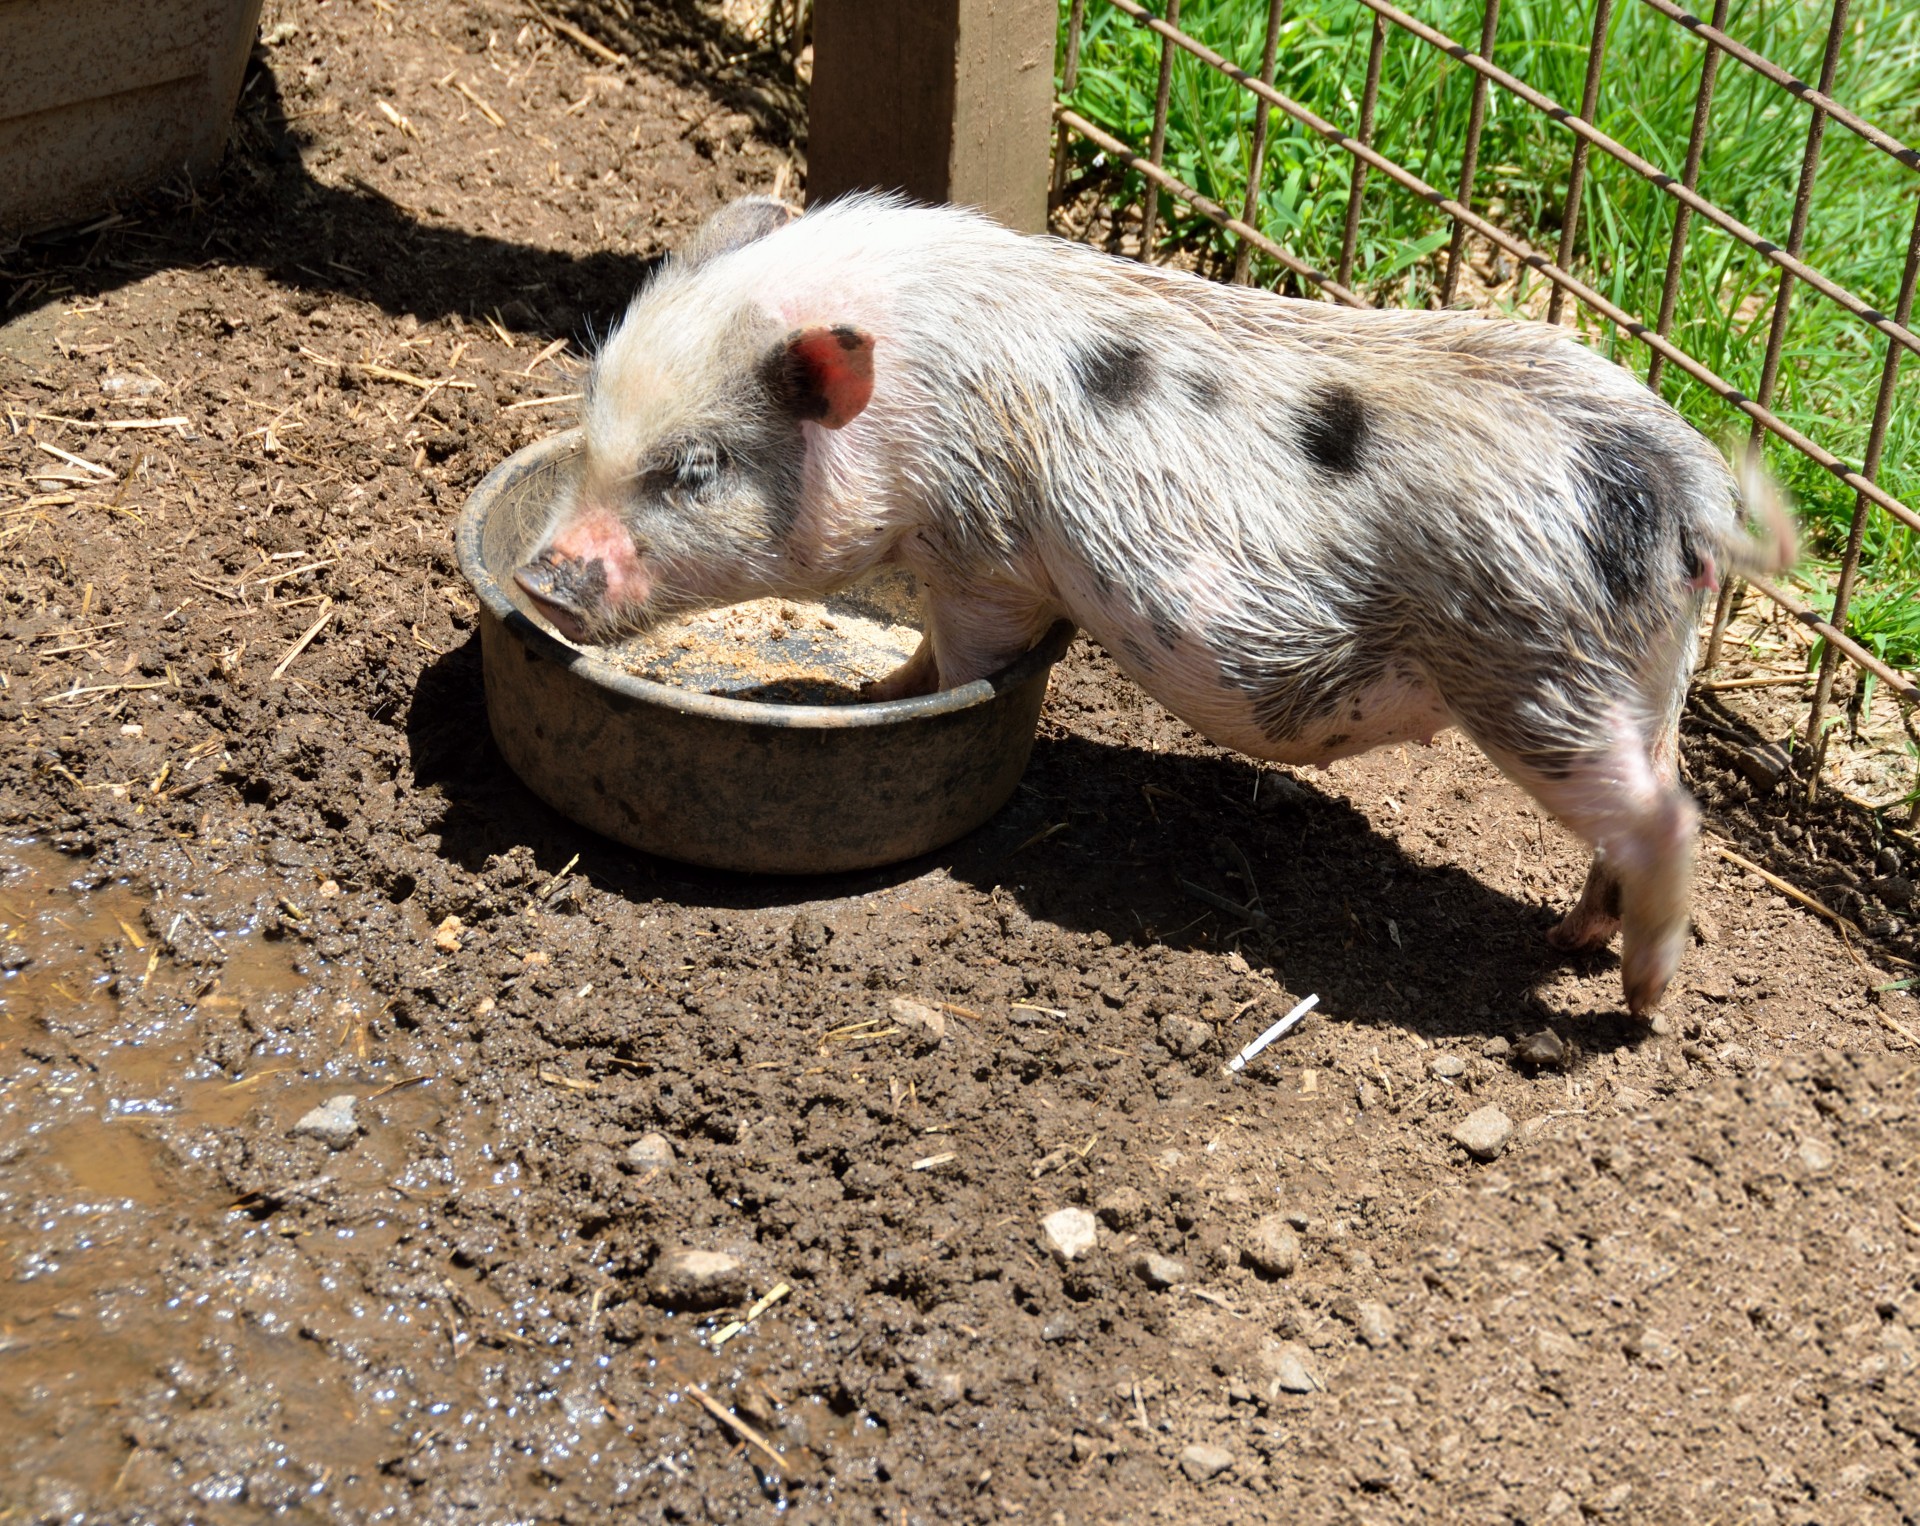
left=513, top=509, right=655, bottom=644
left=514, top=550, right=607, bottom=642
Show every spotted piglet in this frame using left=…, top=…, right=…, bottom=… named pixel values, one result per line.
left=515, top=194, right=1794, bottom=1016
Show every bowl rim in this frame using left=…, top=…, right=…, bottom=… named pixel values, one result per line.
left=456, top=429, right=1073, bottom=731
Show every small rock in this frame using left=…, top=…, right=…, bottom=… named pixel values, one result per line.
left=625, top=1132, right=677, bottom=1170
left=1095, top=1185, right=1149, bottom=1230
left=1132, top=1252, right=1187, bottom=1289
left=1179, top=1443, right=1235, bottom=1483
left=1625, top=1326, right=1682, bottom=1369
left=1691, top=911, right=1721, bottom=945
left=1157, top=1013, right=1212, bottom=1059
left=432, top=914, right=464, bottom=953
left=1513, top=1028, right=1568, bottom=1068
left=1429, top=1053, right=1466, bottom=1079
left=1451, top=1105, right=1514, bottom=1161
left=1875, top=846, right=1903, bottom=877
left=888, top=997, right=946, bottom=1051
left=1263, top=1341, right=1318, bottom=1393
left=908, top=1365, right=964, bottom=1412
left=1733, top=740, right=1791, bottom=792
left=1354, top=1300, right=1396, bottom=1349
left=1070, top=1434, right=1099, bottom=1463
left=1796, top=1136, right=1834, bottom=1175
left=101, top=372, right=164, bottom=398
left=291, top=1094, right=360, bottom=1149
left=1481, top=1036, right=1511, bottom=1061
left=1241, top=1215, right=1300, bottom=1279
left=649, top=1249, right=746, bottom=1310
left=1040, top=1207, right=1098, bottom=1264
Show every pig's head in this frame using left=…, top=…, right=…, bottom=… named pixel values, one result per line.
left=512, top=198, right=876, bottom=645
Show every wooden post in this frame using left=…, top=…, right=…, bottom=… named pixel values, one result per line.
left=807, top=0, right=1056, bottom=233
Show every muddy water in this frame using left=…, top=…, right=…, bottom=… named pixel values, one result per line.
left=0, top=843, right=445, bottom=1510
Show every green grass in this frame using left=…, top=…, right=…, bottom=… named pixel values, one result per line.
left=1058, top=0, right=1920, bottom=668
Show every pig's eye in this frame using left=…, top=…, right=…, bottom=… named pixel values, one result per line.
left=674, top=443, right=721, bottom=490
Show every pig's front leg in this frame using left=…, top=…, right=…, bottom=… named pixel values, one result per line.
left=863, top=634, right=942, bottom=701
left=863, top=580, right=1057, bottom=701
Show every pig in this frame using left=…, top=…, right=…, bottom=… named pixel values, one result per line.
left=514, top=194, right=1795, bottom=1016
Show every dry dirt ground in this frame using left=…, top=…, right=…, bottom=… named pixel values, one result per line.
left=3, top=3, right=1919, bottom=1522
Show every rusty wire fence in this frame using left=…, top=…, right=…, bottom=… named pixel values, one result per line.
left=1050, top=0, right=1920, bottom=792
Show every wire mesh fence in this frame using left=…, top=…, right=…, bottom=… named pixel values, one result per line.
left=1050, top=0, right=1920, bottom=794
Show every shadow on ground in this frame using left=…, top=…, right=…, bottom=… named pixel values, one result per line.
left=3, top=2, right=799, bottom=335
left=407, top=632, right=1640, bottom=1051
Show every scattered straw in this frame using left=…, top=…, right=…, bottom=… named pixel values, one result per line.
left=686, top=1386, right=786, bottom=1476
left=530, top=3, right=625, bottom=65
left=501, top=391, right=583, bottom=411
left=1704, top=838, right=1864, bottom=939
left=521, top=337, right=570, bottom=375
left=270, top=598, right=334, bottom=681
left=34, top=440, right=112, bottom=477
left=453, top=78, right=508, bottom=127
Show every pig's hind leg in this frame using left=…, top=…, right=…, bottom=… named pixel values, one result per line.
left=1474, top=709, right=1697, bottom=1017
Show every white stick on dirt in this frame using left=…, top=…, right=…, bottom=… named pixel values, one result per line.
left=1226, top=994, right=1319, bottom=1075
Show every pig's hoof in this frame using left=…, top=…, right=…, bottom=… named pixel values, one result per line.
left=1620, top=933, right=1685, bottom=1017
left=1545, top=908, right=1620, bottom=953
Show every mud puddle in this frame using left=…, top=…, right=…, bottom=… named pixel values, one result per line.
left=0, top=842, right=482, bottom=1511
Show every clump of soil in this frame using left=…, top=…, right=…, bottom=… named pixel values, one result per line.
left=2, top=3, right=1917, bottom=1522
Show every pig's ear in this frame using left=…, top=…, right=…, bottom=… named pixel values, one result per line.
left=681, top=197, right=797, bottom=269
left=772, top=325, right=875, bottom=430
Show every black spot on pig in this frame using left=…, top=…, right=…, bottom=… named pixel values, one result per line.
left=1119, top=634, right=1153, bottom=671
left=830, top=324, right=864, bottom=352
left=1574, top=426, right=1671, bottom=603
left=1228, top=646, right=1387, bottom=746
left=1184, top=373, right=1225, bottom=414
left=1679, top=529, right=1707, bottom=586
left=1298, top=383, right=1370, bottom=475
left=1072, top=337, right=1153, bottom=407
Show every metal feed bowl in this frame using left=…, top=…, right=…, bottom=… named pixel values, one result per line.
left=455, top=430, right=1072, bottom=873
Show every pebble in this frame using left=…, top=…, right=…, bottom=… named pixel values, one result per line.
left=1132, top=1252, right=1187, bottom=1290
left=1796, top=1136, right=1835, bottom=1175
left=1429, top=1053, right=1466, bottom=1079
left=625, top=1132, right=676, bottom=1170
left=1451, top=1105, right=1514, bottom=1161
left=1625, top=1326, right=1682, bottom=1369
left=1157, top=1012, right=1213, bottom=1058
left=1040, top=1207, right=1098, bottom=1264
left=101, top=372, right=165, bottom=397
left=1262, top=1341, right=1318, bottom=1393
left=1481, top=1036, right=1512, bottom=1061
left=648, top=1249, right=746, bottom=1310
left=291, top=1094, right=360, bottom=1149
left=1513, top=1028, right=1568, bottom=1068
left=1354, top=1300, right=1396, bottom=1349
left=889, top=997, right=946, bottom=1051
left=1241, top=1214, right=1300, bottom=1279
left=1178, top=1443, right=1235, bottom=1483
